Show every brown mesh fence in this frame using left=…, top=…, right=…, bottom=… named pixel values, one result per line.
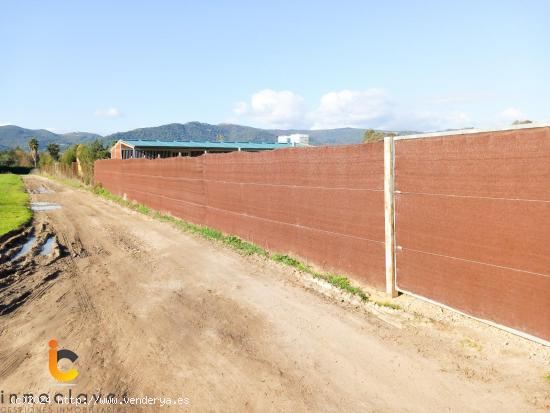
left=94, top=143, right=386, bottom=288
left=394, top=127, right=550, bottom=341
left=94, top=128, right=550, bottom=342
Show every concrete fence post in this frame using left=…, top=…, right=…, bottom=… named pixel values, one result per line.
left=384, top=136, right=398, bottom=297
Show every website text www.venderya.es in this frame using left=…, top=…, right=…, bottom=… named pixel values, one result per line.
left=0, top=390, right=190, bottom=409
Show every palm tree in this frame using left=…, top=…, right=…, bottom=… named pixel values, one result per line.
left=28, top=138, right=39, bottom=167
left=47, top=143, right=60, bottom=160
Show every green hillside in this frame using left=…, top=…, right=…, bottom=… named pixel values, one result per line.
left=0, top=125, right=100, bottom=150
left=1, top=122, right=418, bottom=150
left=104, top=122, right=409, bottom=145
left=106, top=122, right=277, bottom=143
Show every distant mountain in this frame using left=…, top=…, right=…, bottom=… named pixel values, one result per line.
left=1, top=122, right=419, bottom=150
left=105, top=122, right=411, bottom=146
left=61, top=131, right=103, bottom=141
left=0, top=125, right=101, bottom=150
left=105, top=122, right=276, bottom=143
left=0, top=126, right=58, bottom=150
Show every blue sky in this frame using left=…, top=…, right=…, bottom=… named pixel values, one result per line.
left=1, top=0, right=548, bottom=135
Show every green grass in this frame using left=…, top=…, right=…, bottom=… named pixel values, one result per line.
left=374, top=301, right=402, bottom=310
left=90, top=185, right=270, bottom=257
left=272, top=253, right=311, bottom=272
left=44, top=173, right=377, bottom=303
left=325, top=275, right=370, bottom=301
left=272, top=254, right=370, bottom=301
left=544, top=374, right=550, bottom=384
left=0, top=173, right=32, bottom=236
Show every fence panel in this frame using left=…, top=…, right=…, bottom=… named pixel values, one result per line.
left=394, top=127, right=550, bottom=341
left=94, top=127, right=550, bottom=342
left=95, top=143, right=386, bottom=288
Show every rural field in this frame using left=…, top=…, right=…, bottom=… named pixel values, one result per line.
left=0, top=174, right=31, bottom=236
left=0, top=174, right=548, bottom=412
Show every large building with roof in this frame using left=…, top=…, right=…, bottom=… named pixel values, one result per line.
left=110, top=139, right=307, bottom=160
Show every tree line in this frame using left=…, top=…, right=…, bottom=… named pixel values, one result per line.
left=0, top=138, right=111, bottom=182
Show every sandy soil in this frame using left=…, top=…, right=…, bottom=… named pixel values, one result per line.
left=0, top=174, right=548, bottom=412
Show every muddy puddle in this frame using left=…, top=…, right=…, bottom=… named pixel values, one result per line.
left=11, top=235, right=37, bottom=261
left=30, top=202, right=61, bottom=212
left=29, top=186, right=54, bottom=194
left=40, top=236, right=56, bottom=256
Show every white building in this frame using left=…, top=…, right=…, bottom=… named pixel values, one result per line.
left=277, top=133, right=310, bottom=146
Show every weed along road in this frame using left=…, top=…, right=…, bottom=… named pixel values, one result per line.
left=0, top=175, right=548, bottom=412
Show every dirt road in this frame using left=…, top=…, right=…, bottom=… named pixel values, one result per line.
left=0, top=175, right=548, bottom=412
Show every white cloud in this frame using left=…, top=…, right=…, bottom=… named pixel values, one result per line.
left=387, top=110, right=471, bottom=132
left=311, top=89, right=392, bottom=129
left=232, top=89, right=474, bottom=132
left=232, top=89, right=308, bottom=128
left=0, top=122, right=11, bottom=126
left=94, top=107, right=122, bottom=118
left=499, top=107, right=524, bottom=121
